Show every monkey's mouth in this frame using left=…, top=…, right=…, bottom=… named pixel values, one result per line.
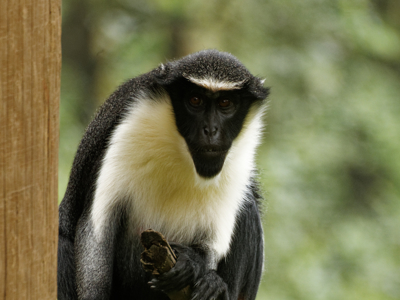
left=188, top=146, right=229, bottom=178
left=198, top=148, right=227, bottom=154
left=191, top=147, right=228, bottom=157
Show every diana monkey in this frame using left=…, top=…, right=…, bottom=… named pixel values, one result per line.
left=58, top=50, right=270, bottom=300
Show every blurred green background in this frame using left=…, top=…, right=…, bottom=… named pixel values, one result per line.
left=59, top=0, right=400, bottom=299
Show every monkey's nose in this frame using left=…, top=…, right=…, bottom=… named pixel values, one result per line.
left=203, top=126, right=218, bottom=137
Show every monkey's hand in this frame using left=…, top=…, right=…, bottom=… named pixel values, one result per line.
left=192, top=270, right=229, bottom=300
left=148, top=243, right=205, bottom=293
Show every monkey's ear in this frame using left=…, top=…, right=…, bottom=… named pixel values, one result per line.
left=153, top=63, right=179, bottom=86
left=243, top=77, right=270, bottom=101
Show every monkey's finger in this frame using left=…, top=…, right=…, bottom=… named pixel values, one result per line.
left=192, top=278, right=212, bottom=300
left=207, top=286, right=229, bottom=300
left=150, top=268, right=190, bottom=292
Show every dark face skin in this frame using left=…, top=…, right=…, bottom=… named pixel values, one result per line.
left=168, top=79, right=255, bottom=178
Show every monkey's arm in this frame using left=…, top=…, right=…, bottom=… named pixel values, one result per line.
left=57, top=73, right=161, bottom=299
left=75, top=212, right=118, bottom=300
left=217, top=198, right=264, bottom=300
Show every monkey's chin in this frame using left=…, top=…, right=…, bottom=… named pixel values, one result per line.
left=191, top=151, right=228, bottom=178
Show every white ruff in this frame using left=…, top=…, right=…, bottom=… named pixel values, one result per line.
left=91, top=91, right=266, bottom=259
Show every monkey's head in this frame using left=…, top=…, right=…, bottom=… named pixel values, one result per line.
left=155, top=50, right=269, bottom=178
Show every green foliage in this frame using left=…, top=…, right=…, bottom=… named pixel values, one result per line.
left=60, top=0, right=400, bottom=299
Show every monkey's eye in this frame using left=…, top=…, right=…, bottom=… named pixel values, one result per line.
left=218, top=99, right=231, bottom=108
left=189, top=96, right=203, bottom=107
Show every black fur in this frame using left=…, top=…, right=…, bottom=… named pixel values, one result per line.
left=58, top=50, right=269, bottom=300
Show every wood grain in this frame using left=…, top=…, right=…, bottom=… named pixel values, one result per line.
left=0, top=0, right=61, bottom=298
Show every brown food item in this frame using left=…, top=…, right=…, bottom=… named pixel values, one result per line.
left=140, top=229, right=191, bottom=300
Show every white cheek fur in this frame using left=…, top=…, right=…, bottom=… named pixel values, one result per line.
left=91, top=90, right=265, bottom=260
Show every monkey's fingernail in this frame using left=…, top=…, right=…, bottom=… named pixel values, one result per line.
left=151, top=285, right=156, bottom=289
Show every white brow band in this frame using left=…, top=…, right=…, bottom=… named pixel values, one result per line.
left=187, top=77, right=245, bottom=92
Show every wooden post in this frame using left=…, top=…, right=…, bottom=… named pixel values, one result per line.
left=0, top=0, right=61, bottom=298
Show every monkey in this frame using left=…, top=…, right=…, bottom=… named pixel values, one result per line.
left=57, top=49, right=270, bottom=300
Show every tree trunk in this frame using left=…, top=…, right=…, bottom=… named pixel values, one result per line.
left=0, top=0, right=61, bottom=298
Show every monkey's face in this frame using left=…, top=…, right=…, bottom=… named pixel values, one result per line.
left=169, top=81, right=253, bottom=178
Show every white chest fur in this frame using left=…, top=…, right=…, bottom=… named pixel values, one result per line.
left=91, top=91, right=265, bottom=259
